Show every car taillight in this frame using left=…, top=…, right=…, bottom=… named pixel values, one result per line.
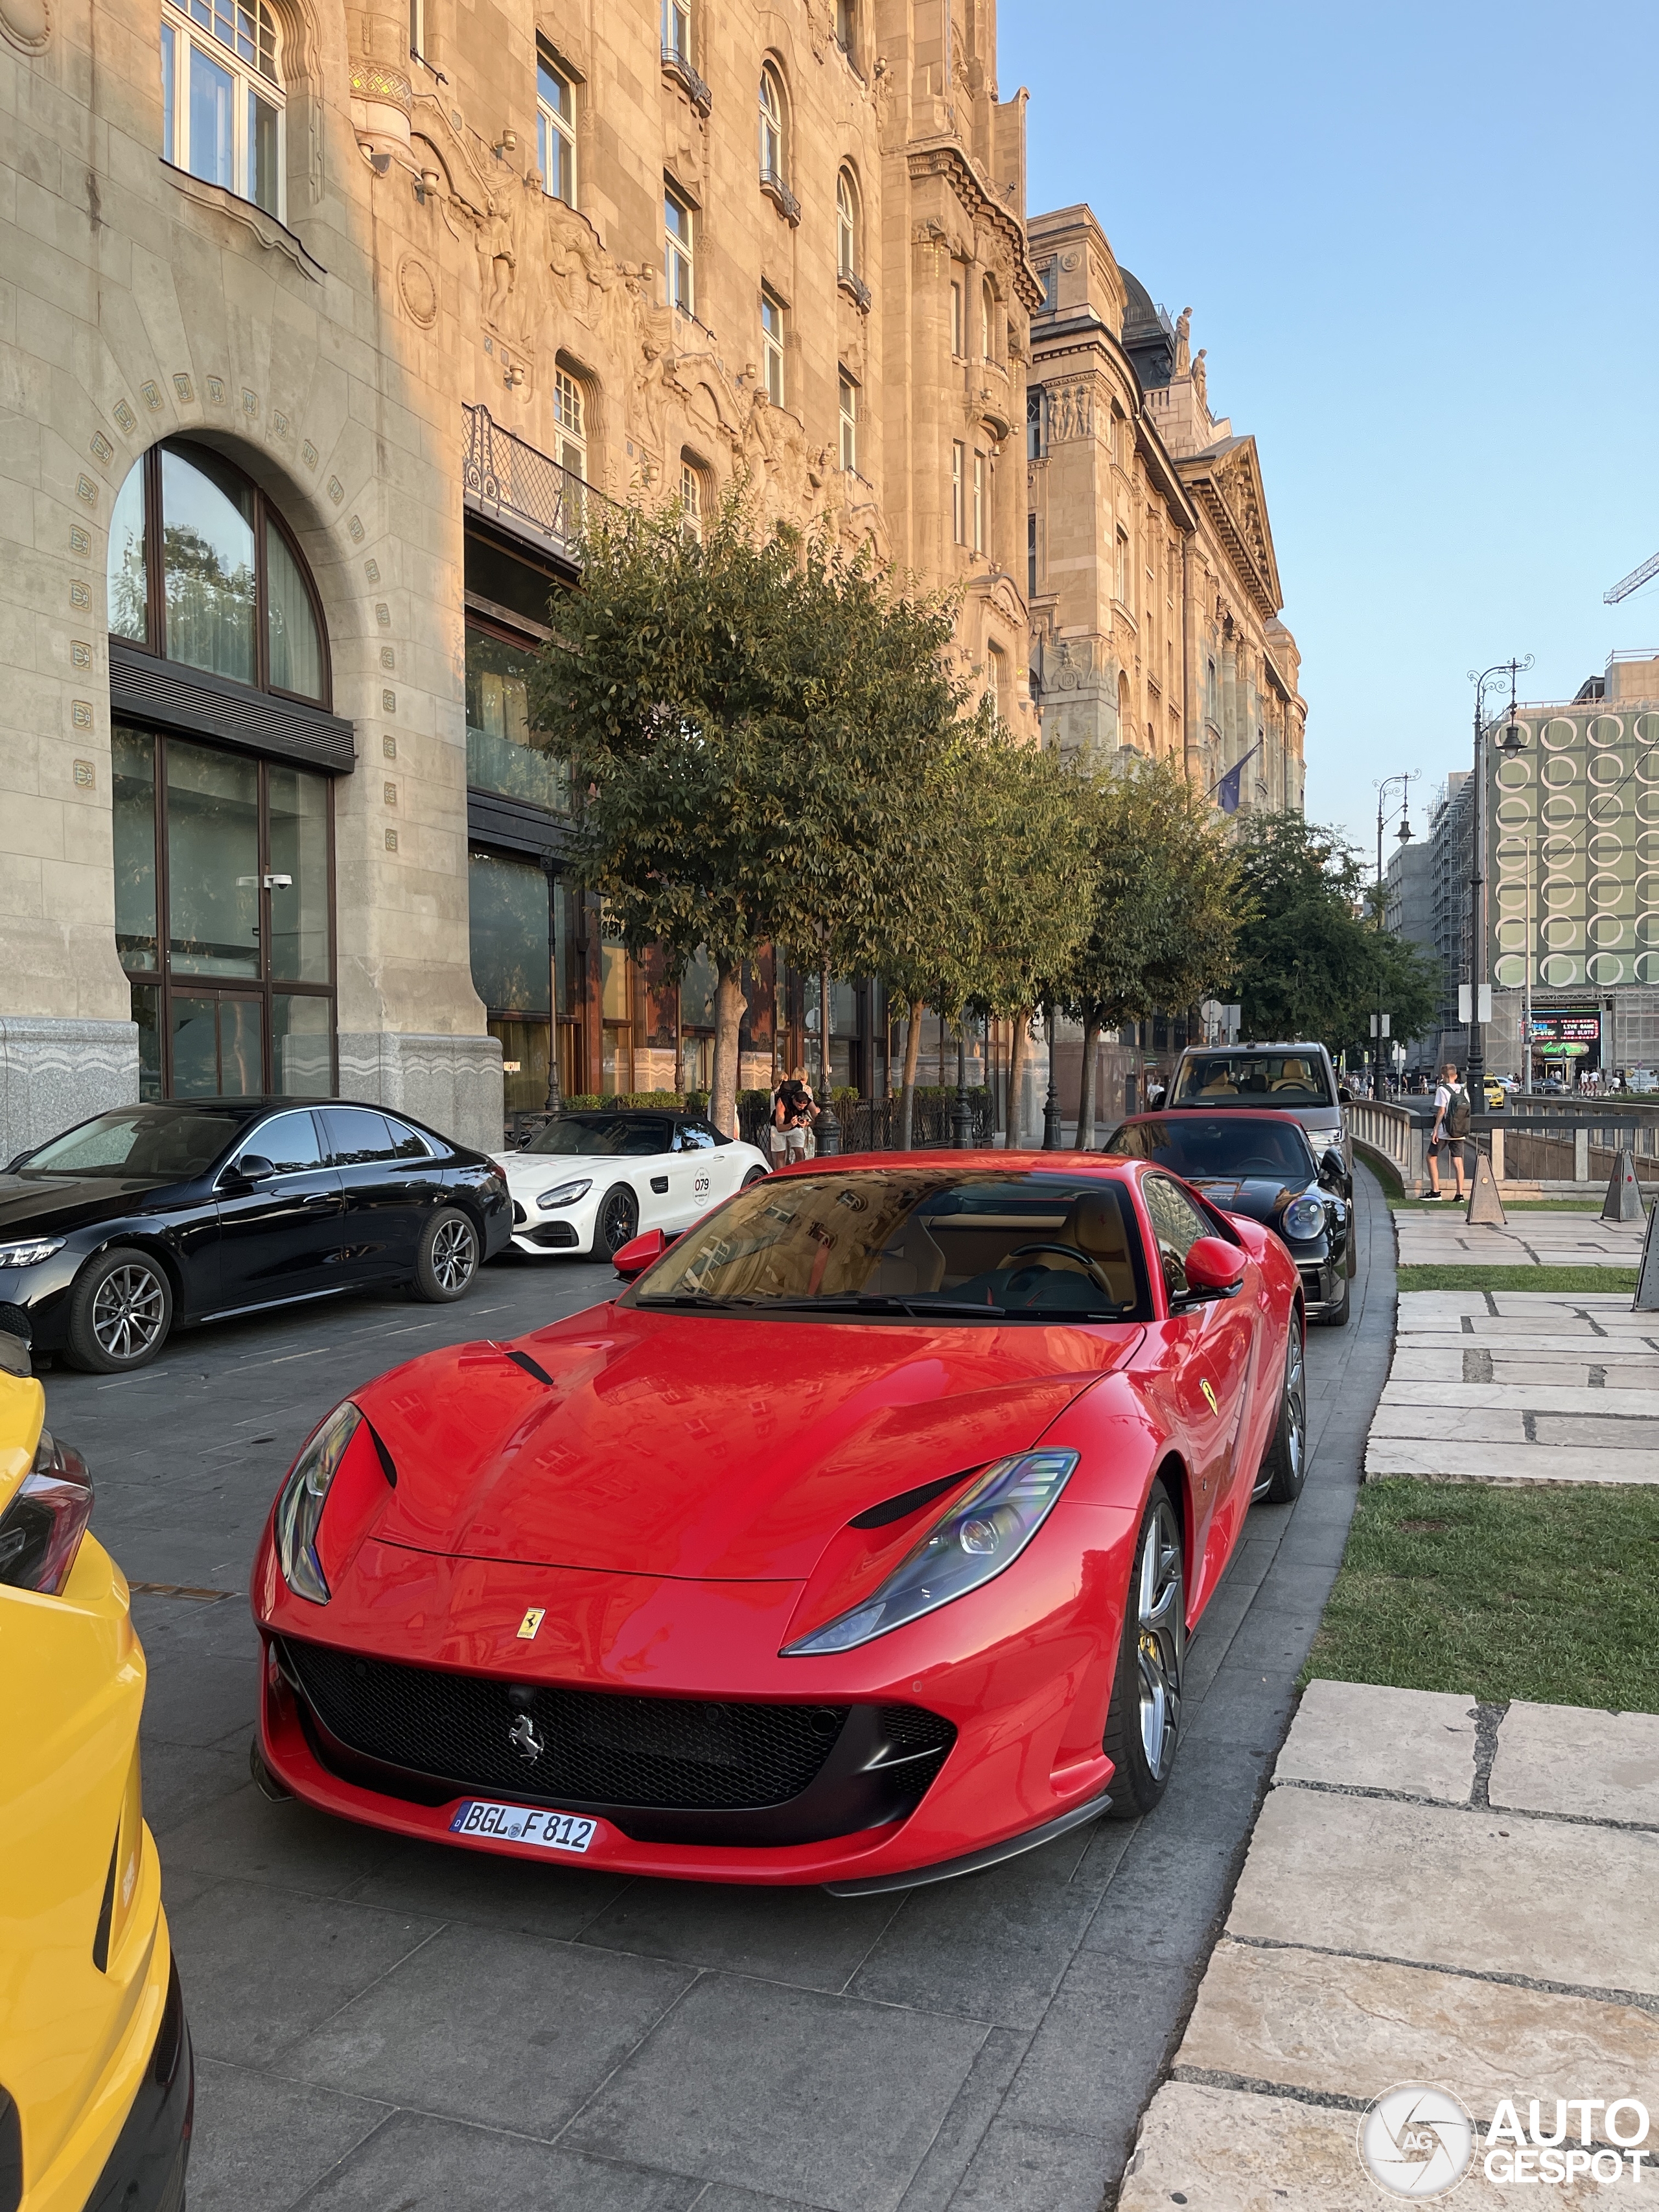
left=0, top=1430, right=94, bottom=1595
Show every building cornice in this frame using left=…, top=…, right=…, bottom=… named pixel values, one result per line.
left=905, top=140, right=1044, bottom=310
left=1030, top=320, right=1199, bottom=532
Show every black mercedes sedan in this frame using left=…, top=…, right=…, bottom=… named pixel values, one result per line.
left=1102, top=1108, right=1354, bottom=1325
left=0, top=1099, right=511, bottom=1372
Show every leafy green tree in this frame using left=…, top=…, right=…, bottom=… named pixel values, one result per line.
left=1229, top=811, right=1438, bottom=1060
left=532, top=487, right=968, bottom=1134
left=1059, top=754, right=1243, bottom=1143
left=954, top=734, right=1092, bottom=1146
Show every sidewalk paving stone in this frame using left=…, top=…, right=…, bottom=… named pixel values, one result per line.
left=1489, top=1702, right=1659, bottom=1824
left=1270, top=1678, right=1477, bottom=1800
left=1117, top=2078, right=1645, bottom=2208
left=1364, top=1438, right=1659, bottom=1484
left=1175, top=1938, right=1659, bottom=2112
left=1119, top=1685, right=1659, bottom=2208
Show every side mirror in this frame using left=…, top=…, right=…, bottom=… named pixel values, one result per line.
left=1337, top=1084, right=1354, bottom=1104
left=612, top=1227, right=666, bottom=1282
left=1319, top=1148, right=1347, bottom=1187
left=236, top=1154, right=276, bottom=1183
left=1181, top=1235, right=1247, bottom=1298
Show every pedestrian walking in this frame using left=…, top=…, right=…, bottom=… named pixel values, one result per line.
left=1425, top=1060, right=1470, bottom=1200
left=769, top=1066, right=817, bottom=1163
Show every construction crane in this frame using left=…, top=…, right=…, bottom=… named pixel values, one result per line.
left=1605, top=550, right=1659, bottom=604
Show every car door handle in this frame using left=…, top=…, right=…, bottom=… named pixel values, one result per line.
left=302, top=1193, right=337, bottom=1209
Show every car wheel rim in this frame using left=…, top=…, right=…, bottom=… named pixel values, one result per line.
left=1135, top=1498, right=1183, bottom=1780
left=1285, top=1331, right=1307, bottom=1482
left=602, top=1194, right=635, bottom=1251
left=92, top=1263, right=167, bottom=1361
left=432, top=1218, right=476, bottom=1292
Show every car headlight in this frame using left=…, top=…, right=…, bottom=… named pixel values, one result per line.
left=782, top=1450, right=1080, bottom=1656
left=0, top=1237, right=65, bottom=1268
left=537, top=1178, right=592, bottom=1211
left=1282, top=1195, right=1327, bottom=1242
left=273, top=1400, right=360, bottom=1604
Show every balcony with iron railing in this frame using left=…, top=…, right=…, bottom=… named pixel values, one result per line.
left=760, top=166, right=802, bottom=227
left=837, top=265, right=872, bottom=314
left=661, top=44, right=712, bottom=114
left=462, top=402, right=617, bottom=565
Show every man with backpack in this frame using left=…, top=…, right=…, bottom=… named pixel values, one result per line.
left=1426, top=1060, right=1471, bottom=1200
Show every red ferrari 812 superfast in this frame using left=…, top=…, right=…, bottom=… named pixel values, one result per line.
left=251, top=1151, right=1307, bottom=1893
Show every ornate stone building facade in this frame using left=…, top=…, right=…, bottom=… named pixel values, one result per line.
left=1025, top=206, right=1305, bottom=816
left=0, top=0, right=1304, bottom=1153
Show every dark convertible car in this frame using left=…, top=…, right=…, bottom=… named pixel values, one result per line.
left=1103, top=1108, right=1354, bottom=1325
left=0, top=1100, right=511, bottom=1371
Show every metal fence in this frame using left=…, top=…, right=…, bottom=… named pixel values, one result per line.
left=461, top=402, right=615, bottom=562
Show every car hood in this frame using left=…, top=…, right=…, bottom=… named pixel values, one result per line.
left=1182, top=1174, right=1298, bottom=1226
left=359, top=1303, right=1141, bottom=1581
left=0, top=1173, right=180, bottom=1237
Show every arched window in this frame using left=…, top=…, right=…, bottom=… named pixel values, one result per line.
left=159, top=0, right=284, bottom=218
left=108, top=441, right=328, bottom=704
left=680, top=453, right=709, bottom=543
left=758, top=63, right=785, bottom=183
left=837, top=168, right=858, bottom=277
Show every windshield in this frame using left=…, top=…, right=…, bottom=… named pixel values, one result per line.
left=20, top=1107, right=244, bottom=1180
left=631, top=1170, right=1154, bottom=1320
left=1106, top=1117, right=1313, bottom=1182
left=524, top=1115, right=674, bottom=1158
left=1171, top=1052, right=1334, bottom=1108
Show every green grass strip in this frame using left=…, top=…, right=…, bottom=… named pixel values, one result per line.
left=1303, top=1478, right=1659, bottom=1710
left=1395, top=1265, right=1638, bottom=1294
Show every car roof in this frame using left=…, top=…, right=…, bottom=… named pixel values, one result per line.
left=1177, top=1042, right=1330, bottom=1055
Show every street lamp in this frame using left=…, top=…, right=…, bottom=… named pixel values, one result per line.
left=1041, top=1001, right=1063, bottom=1150
left=1494, top=711, right=1533, bottom=1093
left=1465, top=655, right=1534, bottom=1099
left=1374, top=772, right=1417, bottom=1095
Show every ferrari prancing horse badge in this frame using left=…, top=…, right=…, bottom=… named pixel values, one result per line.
left=516, top=1607, right=545, bottom=1640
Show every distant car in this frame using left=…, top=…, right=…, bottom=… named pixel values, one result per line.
left=1104, top=1108, right=1354, bottom=1326
left=494, top=1109, right=771, bottom=1261
left=0, top=1099, right=511, bottom=1372
left=0, top=1304, right=194, bottom=2204
left=1164, top=1042, right=1350, bottom=1171
left=1483, top=1078, right=1508, bottom=1111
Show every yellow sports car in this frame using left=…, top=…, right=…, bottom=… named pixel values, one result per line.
left=0, top=1307, right=192, bottom=2211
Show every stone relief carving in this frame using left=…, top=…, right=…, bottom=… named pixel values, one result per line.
left=1047, top=380, right=1093, bottom=441
left=0, top=0, right=49, bottom=53
left=397, top=253, right=439, bottom=326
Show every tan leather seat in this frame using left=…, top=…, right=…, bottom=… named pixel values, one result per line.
left=998, top=1189, right=1137, bottom=1307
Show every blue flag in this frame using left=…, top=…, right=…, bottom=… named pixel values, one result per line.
left=1216, top=760, right=1244, bottom=815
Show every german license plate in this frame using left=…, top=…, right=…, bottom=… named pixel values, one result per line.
left=449, top=1800, right=596, bottom=1852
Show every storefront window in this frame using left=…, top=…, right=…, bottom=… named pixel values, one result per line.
left=468, top=848, right=551, bottom=1016
left=113, top=727, right=336, bottom=1097
left=167, top=740, right=260, bottom=975
left=113, top=728, right=158, bottom=970
left=465, top=627, right=570, bottom=812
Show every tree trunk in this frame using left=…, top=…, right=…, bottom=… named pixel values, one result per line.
left=1077, top=1019, right=1101, bottom=1149
left=1007, top=1008, right=1032, bottom=1149
left=711, top=958, right=747, bottom=1138
left=899, top=999, right=924, bottom=1150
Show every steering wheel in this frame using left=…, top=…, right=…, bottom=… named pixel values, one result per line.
left=1001, top=1242, right=1115, bottom=1303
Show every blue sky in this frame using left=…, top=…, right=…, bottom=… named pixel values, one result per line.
left=1002, top=0, right=1659, bottom=861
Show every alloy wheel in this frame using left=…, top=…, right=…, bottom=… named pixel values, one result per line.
left=430, top=1217, right=477, bottom=1293
left=1135, top=1497, right=1184, bottom=1780
left=1283, top=1329, right=1307, bottom=1487
left=91, top=1262, right=168, bottom=1362
left=599, top=1189, right=637, bottom=1255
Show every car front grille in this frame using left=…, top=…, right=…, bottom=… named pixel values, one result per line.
left=511, top=1200, right=528, bottom=1226
left=280, top=1638, right=954, bottom=1820
left=527, top=1222, right=579, bottom=1248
